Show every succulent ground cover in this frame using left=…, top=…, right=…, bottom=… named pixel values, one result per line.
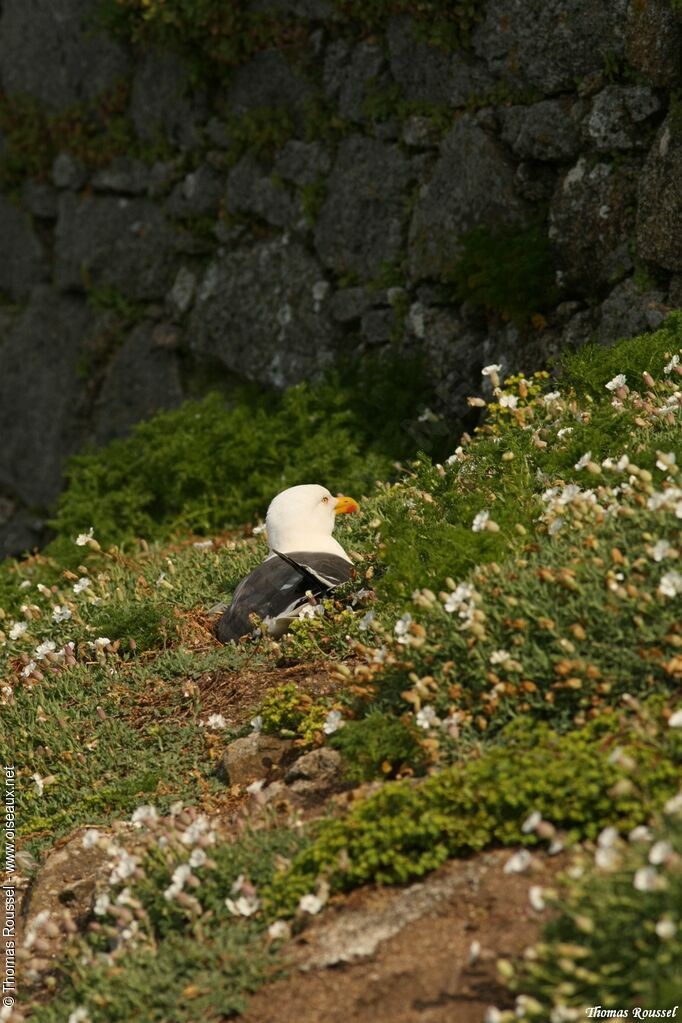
left=1, top=316, right=681, bottom=1021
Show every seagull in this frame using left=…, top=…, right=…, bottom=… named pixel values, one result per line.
left=216, top=484, right=359, bottom=643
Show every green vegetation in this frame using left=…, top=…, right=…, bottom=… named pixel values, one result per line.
left=50, top=353, right=437, bottom=550
left=264, top=707, right=681, bottom=916
left=0, top=82, right=169, bottom=191
left=3, top=317, right=681, bottom=1021
left=447, top=217, right=559, bottom=327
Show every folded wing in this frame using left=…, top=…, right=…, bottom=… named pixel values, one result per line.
left=216, top=550, right=353, bottom=643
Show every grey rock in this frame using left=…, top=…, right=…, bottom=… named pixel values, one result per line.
left=225, top=50, right=313, bottom=129
left=93, top=325, right=184, bottom=445
left=0, top=288, right=91, bottom=507
left=388, top=15, right=492, bottom=105
left=499, top=100, right=580, bottom=161
left=584, top=86, right=662, bottom=152
left=21, top=180, right=58, bottom=219
left=247, top=0, right=333, bottom=17
left=637, top=115, right=682, bottom=272
left=408, top=117, right=524, bottom=282
left=147, top=160, right=181, bottom=199
left=131, top=51, right=205, bottom=150
left=324, top=39, right=386, bottom=123
left=274, top=141, right=331, bottom=186
left=669, top=275, right=682, bottom=309
left=329, top=287, right=374, bottom=323
left=597, top=277, right=667, bottom=345
left=52, top=152, right=86, bottom=191
left=550, top=157, right=638, bottom=293
left=561, top=307, right=598, bottom=348
left=361, top=308, right=396, bottom=345
left=190, top=237, right=338, bottom=389
left=402, top=115, right=442, bottom=149
left=285, top=747, right=343, bottom=796
left=472, top=0, right=629, bottom=94
left=412, top=306, right=486, bottom=418
left=513, top=161, right=557, bottom=203
left=0, top=197, right=47, bottom=300
left=222, top=734, right=295, bottom=787
left=167, top=163, right=225, bottom=218
left=226, top=156, right=297, bottom=228
left=0, top=0, right=130, bottom=108
left=55, top=194, right=178, bottom=300
left=91, top=157, right=153, bottom=196
left=168, top=266, right=197, bottom=316
left=626, top=0, right=682, bottom=88
left=315, top=135, right=409, bottom=278
left=0, top=506, right=45, bottom=560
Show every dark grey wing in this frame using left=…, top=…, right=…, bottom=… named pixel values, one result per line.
left=216, top=552, right=353, bottom=643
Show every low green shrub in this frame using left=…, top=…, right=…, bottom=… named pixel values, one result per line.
left=447, top=218, right=558, bottom=326
left=51, top=353, right=436, bottom=550
left=328, top=709, right=426, bottom=781
left=263, top=707, right=681, bottom=917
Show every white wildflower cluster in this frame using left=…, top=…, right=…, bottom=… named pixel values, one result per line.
left=225, top=874, right=260, bottom=917
left=394, top=612, right=413, bottom=645
left=441, top=581, right=480, bottom=631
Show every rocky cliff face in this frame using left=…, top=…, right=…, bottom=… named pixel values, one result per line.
left=0, top=0, right=680, bottom=557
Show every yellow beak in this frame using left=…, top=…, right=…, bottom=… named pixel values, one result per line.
left=334, top=494, right=359, bottom=515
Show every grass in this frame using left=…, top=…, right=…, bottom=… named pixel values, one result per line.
left=2, top=316, right=681, bottom=1021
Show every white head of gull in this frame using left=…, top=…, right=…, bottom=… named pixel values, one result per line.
left=265, top=483, right=358, bottom=562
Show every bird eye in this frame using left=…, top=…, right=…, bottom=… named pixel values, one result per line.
left=321, top=496, right=329, bottom=504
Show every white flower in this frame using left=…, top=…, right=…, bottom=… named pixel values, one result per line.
left=9, top=621, right=28, bottom=640
left=93, top=893, right=110, bottom=917
left=655, top=918, right=677, bottom=940
left=82, top=828, right=102, bottom=849
left=205, top=713, right=227, bottom=730
left=522, top=811, right=542, bottom=834
left=656, top=451, right=677, bottom=472
left=299, top=893, right=323, bottom=915
left=32, top=773, right=45, bottom=795
left=557, top=427, right=573, bottom=438
left=542, top=391, right=561, bottom=405
left=268, top=920, right=292, bottom=941
left=652, top=539, right=672, bottom=562
left=252, top=523, right=267, bottom=536
left=165, top=863, right=192, bottom=901
left=597, top=826, right=619, bottom=849
left=633, top=866, right=663, bottom=892
left=68, top=1009, right=90, bottom=1023
left=664, top=354, right=680, bottom=374
left=595, top=847, right=620, bottom=871
left=73, top=577, right=90, bottom=594
left=416, top=705, right=441, bottom=730
left=664, top=792, right=682, bottom=816
left=629, top=825, right=653, bottom=843
left=498, top=393, right=518, bottom=409
left=75, top=527, right=94, bottom=546
left=189, top=848, right=208, bottom=868
left=472, top=509, right=490, bottom=532
left=649, top=840, right=673, bottom=865
left=394, top=613, right=413, bottom=644
left=504, top=850, right=532, bottom=874
left=323, top=710, right=344, bottom=735
left=92, top=636, right=111, bottom=650
left=490, top=649, right=511, bottom=666
left=246, top=779, right=265, bottom=795
left=34, top=639, right=56, bottom=660
left=192, top=539, right=214, bottom=549
left=482, top=363, right=502, bottom=377
left=250, top=715, right=263, bottom=733
left=605, top=374, right=627, bottom=391
left=528, top=886, right=545, bottom=911
left=468, top=939, right=481, bottom=964
left=574, top=451, right=592, bottom=470
left=131, top=805, right=158, bottom=827
left=358, top=610, right=375, bottom=631
left=19, top=579, right=31, bottom=590
left=484, top=1008, right=503, bottom=1023
left=669, top=710, right=682, bottom=728
left=445, top=447, right=465, bottom=465
left=52, top=604, right=72, bottom=623
left=659, top=570, right=682, bottom=598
